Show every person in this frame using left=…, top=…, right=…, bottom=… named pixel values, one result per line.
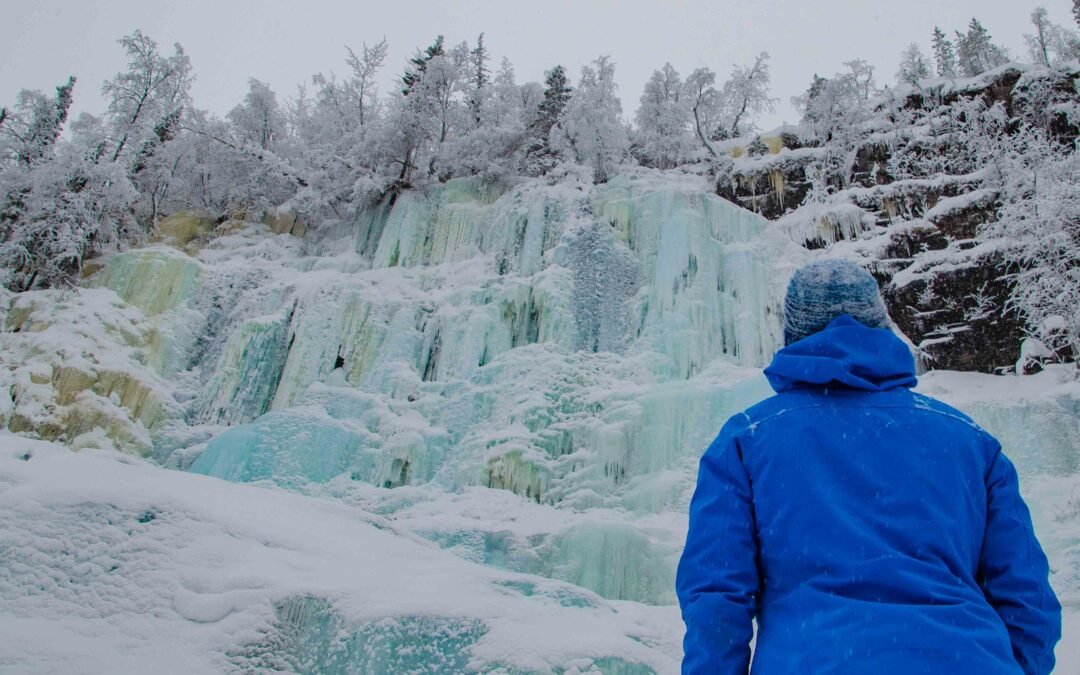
left=676, top=259, right=1061, bottom=674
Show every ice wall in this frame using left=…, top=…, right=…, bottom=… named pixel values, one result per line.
left=184, top=177, right=790, bottom=489
left=91, top=247, right=206, bottom=378
left=595, top=179, right=785, bottom=374
left=166, top=172, right=795, bottom=605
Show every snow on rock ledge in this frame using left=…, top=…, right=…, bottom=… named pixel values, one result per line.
left=1, top=288, right=185, bottom=455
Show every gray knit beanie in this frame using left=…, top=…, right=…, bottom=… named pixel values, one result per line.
left=783, top=259, right=890, bottom=346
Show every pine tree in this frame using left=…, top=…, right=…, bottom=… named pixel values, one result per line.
left=468, top=33, right=490, bottom=124
left=401, top=35, right=445, bottom=95
left=5, top=77, right=76, bottom=167
left=524, top=65, right=572, bottom=175
left=471, top=33, right=489, bottom=91
left=1, top=81, right=136, bottom=291
left=1, top=76, right=79, bottom=256
left=1074, top=0, right=1080, bottom=28
left=804, top=74, right=828, bottom=107
left=932, top=28, right=958, bottom=77
left=956, top=19, right=1009, bottom=76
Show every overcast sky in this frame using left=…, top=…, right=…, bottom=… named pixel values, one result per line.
left=0, top=0, right=1071, bottom=131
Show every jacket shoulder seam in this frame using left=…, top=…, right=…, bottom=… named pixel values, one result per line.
left=741, top=400, right=989, bottom=437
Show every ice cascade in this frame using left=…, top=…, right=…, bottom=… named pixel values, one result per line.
left=6, top=171, right=1078, bottom=672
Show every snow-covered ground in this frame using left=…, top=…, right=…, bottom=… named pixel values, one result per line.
left=0, top=434, right=680, bottom=674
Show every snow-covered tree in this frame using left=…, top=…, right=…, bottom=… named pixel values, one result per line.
left=791, top=65, right=880, bottom=193
left=1024, top=7, right=1080, bottom=67
left=375, top=38, right=472, bottom=186
left=556, top=56, right=630, bottom=183
left=683, top=67, right=721, bottom=157
left=441, top=55, right=530, bottom=183
left=0, top=76, right=141, bottom=290
left=932, top=28, right=958, bottom=77
left=467, top=33, right=490, bottom=125
left=307, top=71, right=358, bottom=141
left=344, top=38, right=388, bottom=128
left=793, top=70, right=861, bottom=141
left=99, top=30, right=194, bottom=228
left=677, top=53, right=775, bottom=153
left=955, top=19, right=1010, bottom=76
left=517, top=80, right=544, bottom=128
left=479, top=58, right=524, bottom=130
left=228, top=79, right=285, bottom=152
left=401, top=35, right=445, bottom=95
left=1029, top=7, right=1056, bottom=67
left=979, top=118, right=1080, bottom=360
left=102, top=30, right=192, bottom=167
left=419, top=42, right=470, bottom=178
left=723, top=52, right=775, bottom=138
left=897, top=43, right=932, bottom=87
left=1, top=112, right=135, bottom=290
left=843, top=59, right=877, bottom=102
left=524, top=65, right=572, bottom=175
left=634, top=63, right=691, bottom=169
left=201, top=80, right=307, bottom=213
left=0, top=77, right=75, bottom=168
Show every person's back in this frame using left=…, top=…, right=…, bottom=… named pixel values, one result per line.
left=676, top=261, right=1061, bottom=674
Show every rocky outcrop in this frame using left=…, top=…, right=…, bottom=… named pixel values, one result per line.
left=153, top=211, right=249, bottom=254
left=885, top=251, right=1024, bottom=372
left=2, top=288, right=184, bottom=455
left=713, top=65, right=1078, bottom=373
left=262, top=208, right=307, bottom=238
left=153, top=211, right=218, bottom=253
left=716, top=133, right=815, bottom=220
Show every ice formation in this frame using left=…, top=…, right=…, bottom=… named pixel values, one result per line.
left=2, top=170, right=1078, bottom=672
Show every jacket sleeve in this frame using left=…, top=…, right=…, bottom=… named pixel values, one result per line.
left=978, top=447, right=1061, bottom=675
left=676, top=414, right=759, bottom=675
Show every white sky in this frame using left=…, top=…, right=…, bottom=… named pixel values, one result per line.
left=0, top=0, right=1070, bottom=131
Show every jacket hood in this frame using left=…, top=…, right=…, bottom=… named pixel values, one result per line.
left=764, top=314, right=917, bottom=393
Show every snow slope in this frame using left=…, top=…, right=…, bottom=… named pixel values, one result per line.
left=0, top=434, right=680, bottom=674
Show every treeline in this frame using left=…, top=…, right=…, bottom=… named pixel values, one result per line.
left=0, top=26, right=777, bottom=291
left=0, top=5, right=1078, bottom=293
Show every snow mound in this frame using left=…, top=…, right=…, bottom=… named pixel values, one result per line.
left=0, top=434, right=680, bottom=674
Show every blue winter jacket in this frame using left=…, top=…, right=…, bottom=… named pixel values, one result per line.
left=676, top=315, right=1061, bottom=674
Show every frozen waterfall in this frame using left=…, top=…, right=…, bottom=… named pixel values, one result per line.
left=4, top=170, right=1077, bottom=673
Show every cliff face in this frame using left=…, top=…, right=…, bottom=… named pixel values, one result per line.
left=715, top=64, right=1080, bottom=373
